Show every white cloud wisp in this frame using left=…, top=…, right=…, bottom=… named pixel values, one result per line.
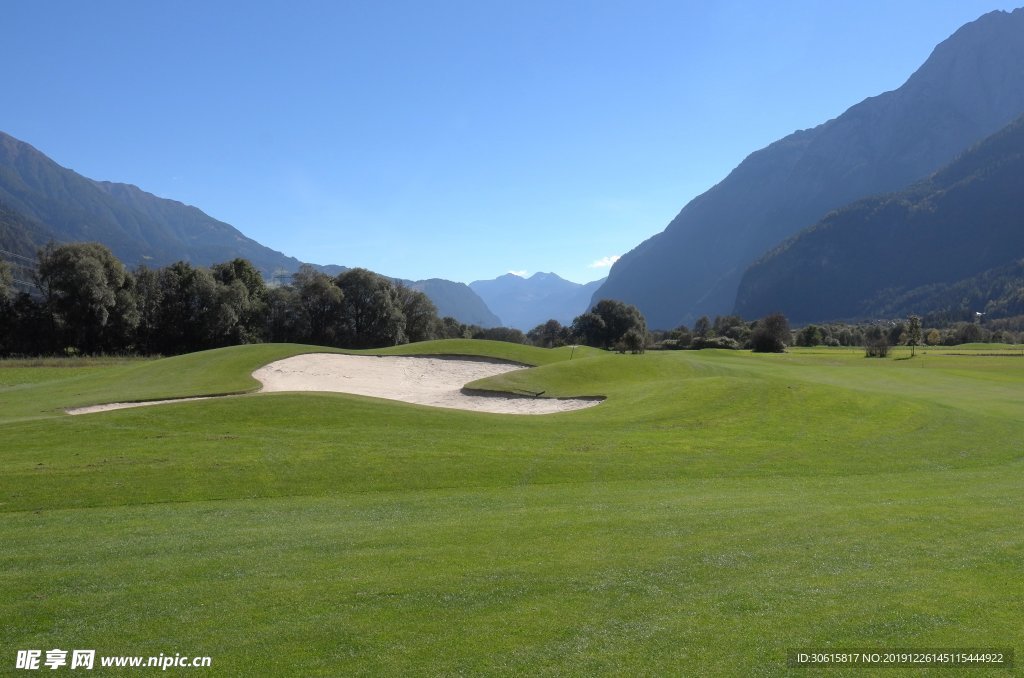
left=588, top=255, right=620, bottom=269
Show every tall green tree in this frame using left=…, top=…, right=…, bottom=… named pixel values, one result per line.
left=437, top=316, right=468, bottom=339
left=712, top=315, right=747, bottom=342
left=863, top=325, right=889, bottom=358
left=37, top=242, right=139, bottom=353
left=528, top=319, right=569, bottom=348
left=335, top=268, right=406, bottom=348
left=571, top=299, right=647, bottom=350
left=395, top=283, right=439, bottom=344
left=693, top=316, right=711, bottom=339
left=796, top=324, right=823, bottom=347
left=154, top=262, right=212, bottom=354
left=907, top=315, right=922, bottom=357
left=4, top=293, right=51, bottom=355
left=265, top=285, right=302, bottom=343
left=212, top=258, right=269, bottom=344
left=621, top=327, right=646, bottom=354
left=293, top=265, right=344, bottom=346
left=133, top=266, right=164, bottom=354
left=750, top=313, right=790, bottom=353
left=570, top=312, right=606, bottom=348
left=211, top=258, right=267, bottom=301
left=154, top=261, right=247, bottom=354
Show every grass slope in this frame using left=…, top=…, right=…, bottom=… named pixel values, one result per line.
left=1, top=342, right=1021, bottom=675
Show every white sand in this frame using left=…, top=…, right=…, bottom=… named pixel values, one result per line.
left=66, top=396, right=217, bottom=415
left=252, top=354, right=601, bottom=414
left=66, top=354, right=602, bottom=416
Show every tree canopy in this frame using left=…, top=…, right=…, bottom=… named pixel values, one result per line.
left=749, top=313, right=790, bottom=353
left=0, top=243, right=454, bottom=356
left=37, top=242, right=138, bottom=353
left=571, top=299, right=647, bottom=350
left=336, top=268, right=406, bottom=348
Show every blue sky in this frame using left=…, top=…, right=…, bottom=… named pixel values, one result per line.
left=3, top=1, right=1020, bottom=284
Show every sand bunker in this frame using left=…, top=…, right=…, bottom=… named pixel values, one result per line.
left=254, top=354, right=600, bottom=414
left=67, top=354, right=602, bottom=416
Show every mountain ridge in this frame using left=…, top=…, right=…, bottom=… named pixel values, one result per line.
left=734, top=112, right=1024, bottom=323
left=0, top=131, right=501, bottom=327
left=0, top=130, right=305, bottom=274
left=470, top=272, right=604, bottom=331
left=592, top=8, right=1024, bottom=329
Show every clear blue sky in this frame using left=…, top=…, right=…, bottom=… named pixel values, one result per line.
left=3, top=1, right=1020, bottom=284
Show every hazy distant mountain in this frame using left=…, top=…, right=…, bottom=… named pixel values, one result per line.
left=0, top=131, right=304, bottom=275
left=470, top=272, right=605, bottom=330
left=593, top=8, right=1024, bottom=329
left=734, top=113, right=1024, bottom=324
left=405, top=279, right=501, bottom=327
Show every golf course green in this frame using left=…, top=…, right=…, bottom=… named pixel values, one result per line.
left=2, top=340, right=1021, bottom=675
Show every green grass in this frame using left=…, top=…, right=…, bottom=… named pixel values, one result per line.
left=1, top=342, right=1021, bottom=675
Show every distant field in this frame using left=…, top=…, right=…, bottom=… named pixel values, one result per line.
left=2, top=341, right=1021, bottom=675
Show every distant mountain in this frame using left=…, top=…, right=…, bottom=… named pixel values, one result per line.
left=592, top=8, right=1024, bottom=329
left=0, top=131, right=304, bottom=275
left=0, top=199, right=55, bottom=258
left=0, top=200, right=56, bottom=293
left=470, top=272, right=605, bottom=330
left=734, top=113, right=1024, bottom=324
left=405, top=279, right=501, bottom=327
left=871, top=259, right=1024, bottom=324
left=0, top=131, right=501, bottom=327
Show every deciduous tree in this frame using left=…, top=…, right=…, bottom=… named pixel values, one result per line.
left=693, top=315, right=711, bottom=339
left=335, top=268, right=405, bottom=348
left=863, top=325, right=889, bottom=357
left=294, top=265, right=344, bottom=346
left=750, top=313, right=790, bottom=353
left=572, top=299, right=647, bottom=350
left=527, top=319, right=569, bottom=348
left=37, top=242, right=138, bottom=353
left=907, top=315, right=922, bottom=356
left=212, top=258, right=268, bottom=344
left=395, top=283, right=439, bottom=344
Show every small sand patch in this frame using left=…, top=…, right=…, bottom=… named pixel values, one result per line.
left=66, top=354, right=602, bottom=416
left=67, top=396, right=217, bottom=415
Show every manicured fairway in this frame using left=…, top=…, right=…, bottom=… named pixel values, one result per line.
left=1, top=341, right=1021, bottom=675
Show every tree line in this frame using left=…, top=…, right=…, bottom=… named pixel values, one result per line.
left=0, top=243, right=500, bottom=356
left=0, top=242, right=655, bottom=357
left=646, top=313, right=1020, bottom=357
left=9, top=242, right=1003, bottom=359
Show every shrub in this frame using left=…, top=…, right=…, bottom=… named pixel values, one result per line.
left=620, top=328, right=647, bottom=354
